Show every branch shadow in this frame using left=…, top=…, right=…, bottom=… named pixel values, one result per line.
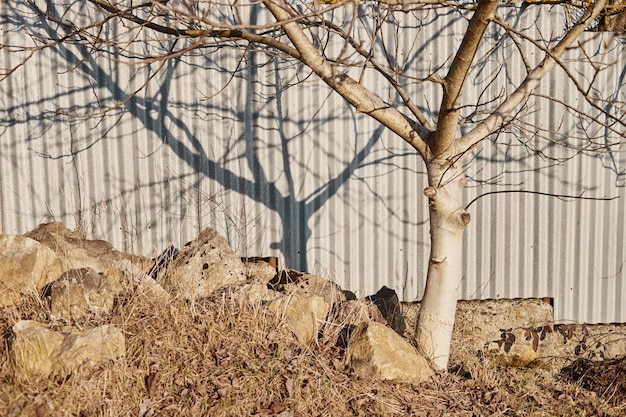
left=1, top=0, right=426, bottom=274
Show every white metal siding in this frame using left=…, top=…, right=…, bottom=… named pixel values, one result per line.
left=1, top=3, right=624, bottom=323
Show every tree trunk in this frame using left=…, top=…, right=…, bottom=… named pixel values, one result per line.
left=416, top=157, right=470, bottom=370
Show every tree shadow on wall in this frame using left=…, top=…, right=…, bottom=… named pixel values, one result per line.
left=2, top=1, right=427, bottom=274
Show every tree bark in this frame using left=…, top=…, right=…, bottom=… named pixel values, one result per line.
left=262, top=0, right=429, bottom=156
left=416, top=156, right=470, bottom=370
left=64, top=0, right=609, bottom=372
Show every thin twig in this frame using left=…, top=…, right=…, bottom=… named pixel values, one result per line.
left=465, top=189, right=618, bottom=210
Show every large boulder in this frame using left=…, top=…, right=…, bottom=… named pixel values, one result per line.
left=158, top=227, right=246, bottom=299
left=347, top=321, right=434, bottom=383
left=0, top=234, right=65, bottom=307
left=9, top=320, right=125, bottom=379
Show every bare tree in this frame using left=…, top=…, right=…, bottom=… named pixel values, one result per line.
left=2, top=0, right=625, bottom=370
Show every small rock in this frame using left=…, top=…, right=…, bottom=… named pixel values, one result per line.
left=0, top=235, right=65, bottom=307
left=267, top=295, right=330, bottom=345
left=239, top=279, right=281, bottom=303
left=48, top=268, right=114, bottom=321
left=9, top=320, right=65, bottom=377
left=347, top=321, right=433, bottom=383
left=50, top=324, right=125, bottom=377
left=366, top=286, right=406, bottom=335
left=9, top=321, right=125, bottom=379
left=242, top=257, right=278, bottom=283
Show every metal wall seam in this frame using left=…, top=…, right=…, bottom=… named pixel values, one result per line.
left=1, top=4, right=624, bottom=323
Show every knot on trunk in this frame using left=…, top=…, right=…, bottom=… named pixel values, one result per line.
left=423, top=186, right=437, bottom=199
left=450, top=208, right=471, bottom=229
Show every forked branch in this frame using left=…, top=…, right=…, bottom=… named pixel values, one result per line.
left=458, top=0, right=608, bottom=150
left=263, top=0, right=429, bottom=156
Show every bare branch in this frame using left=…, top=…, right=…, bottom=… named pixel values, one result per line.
left=86, top=0, right=303, bottom=59
left=306, top=18, right=435, bottom=131
left=434, top=0, right=499, bottom=156
left=458, top=0, right=608, bottom=150
left=263, top=0, right=429, bottom=156
left=465, top=189, right=619, bottom=210
left=491, top=14, right=626, bottom=132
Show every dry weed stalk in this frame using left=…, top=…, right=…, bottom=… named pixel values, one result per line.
left=1, top=284, right=624, bottom=416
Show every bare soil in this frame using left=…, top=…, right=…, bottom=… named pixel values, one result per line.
left=1, top=286, right=625, bottom=416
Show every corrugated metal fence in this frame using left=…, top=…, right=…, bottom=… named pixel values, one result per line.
left=1, top=2, right=625, bottom=323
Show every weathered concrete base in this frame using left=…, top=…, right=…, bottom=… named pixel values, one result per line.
left=403, top=299, right=626, bottom=371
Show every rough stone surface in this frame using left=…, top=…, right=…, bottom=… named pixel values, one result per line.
left=330, top=299, right=386, bottom=348
left=267, top=295, right=330, bottom=345
left=242, top=258, right=277, bottom=283
left=9, top=320, right=65, bottom=378
left=455, top=299, right=554, bottom=342
left=347, top=321, right=434, bottom=383
left=403, top=299, right=626, bottom=370
left=453, top=299, right=554, bottom=367
left=0, top=234, right=65, bottom=307
left=48, top=268, right=115, bottom=321
left=238, top=279, right=281, bottom=303
left=270, top=270, right=346, bottom=306
left=9, top=320, right=125, bottom=379
left=25, top=222, right=150, bottom=273
left=116, top=259, right=171, bottom=301
left=158, top=227, right=247, bottom=299
left=474, top=322, right=626, bottom=370
left=50, top=325, right=125, bottom=377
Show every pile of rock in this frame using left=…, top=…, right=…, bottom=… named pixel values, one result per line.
left=2, top=223, right=625, bottom=384
left=1, top=223, right=433, bottom=384
left=1, top=223, right=156, bottom=381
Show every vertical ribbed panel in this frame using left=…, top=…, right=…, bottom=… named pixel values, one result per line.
left=1, top=3, right=624, bottom=323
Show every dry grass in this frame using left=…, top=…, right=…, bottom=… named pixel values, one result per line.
left=1, top=286, right=624, bottom=417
